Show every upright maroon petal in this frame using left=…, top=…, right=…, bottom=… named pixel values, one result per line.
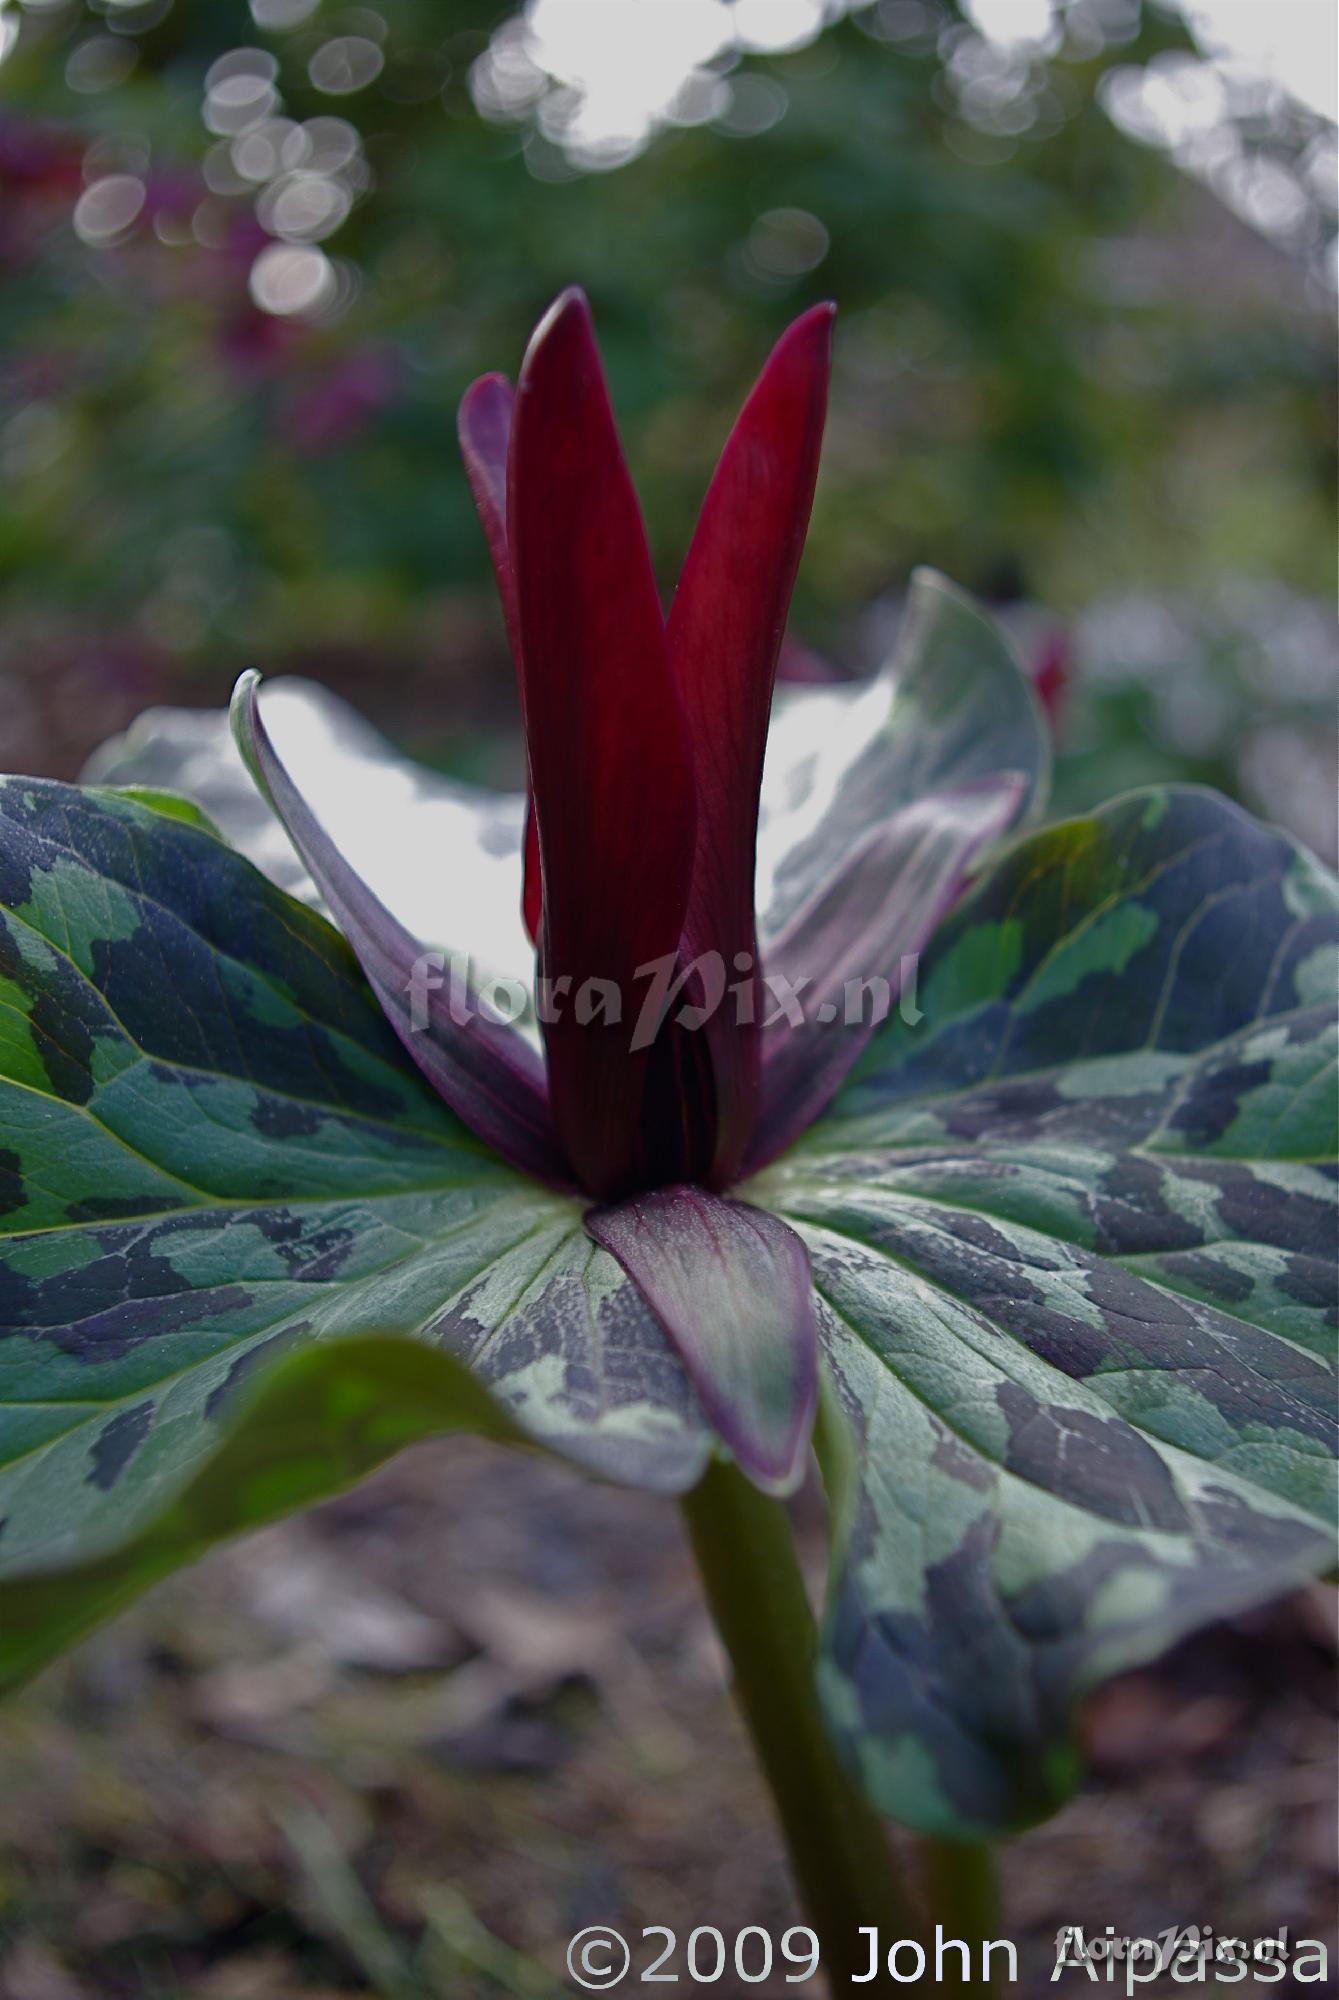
left=510, top=288, right=697, bottom=1197
left=458, top=372, right=518, bottom=655
left=459, top=373, right=544, bottom=941
left=522, top=800, right=542, bottom=944
left=667, top=303, right=834, bottom=1187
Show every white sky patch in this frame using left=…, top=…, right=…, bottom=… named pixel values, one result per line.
left=1179, top=0, right=1336, bottom=124
left=473, top=0, right=834, bottom=166
left=475, top=0, right=1337, bottom=242
left=1098, top=3, right=1334, bottom=265
left=525, top=0, right=730, bottom=163
left=962, top=0, right=1059, bottom=48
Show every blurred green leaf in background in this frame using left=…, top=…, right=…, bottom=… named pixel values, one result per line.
left=0, top=0, right=1334, bottom=841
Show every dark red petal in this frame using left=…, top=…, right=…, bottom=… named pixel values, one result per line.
left=667, top=302, right=834, bottom=1185
left=588, top=1186, right=818, bottom=1494
left=231, top=671, right=567, bottom=1187
left=747, top=774, right=1025, bottom=1172
left=522, top=796, right=542, bottom=945
left=458, top=372, right=519, bottom=659
left=510, top=288, right=697, bottom=1197
left=460, top=374, right=545, bottom=946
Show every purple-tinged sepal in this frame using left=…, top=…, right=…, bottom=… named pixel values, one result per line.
left=755, top=569, right=1047, bottom=949
left=748, top=772, right=1026, bottom=1172
left=588, top=1186, right=819, bottom=1496
left=231, top=670, right=566, bottom=1186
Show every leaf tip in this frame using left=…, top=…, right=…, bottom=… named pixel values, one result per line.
left=229, top=669, right=267, bottom=794
left=229, top=667, right=262, bottom=735
left=731, top=1374, right=818, bottom=1499
left=457, top=371, right=514, bottom=454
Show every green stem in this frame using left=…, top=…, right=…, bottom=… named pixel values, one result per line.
left=921, top=1840, right=1001, bottom=1996
left=680, top=1456, right=917, bottom=1997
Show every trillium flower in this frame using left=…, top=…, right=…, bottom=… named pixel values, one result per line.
left=231, top=290, right=1027, bottom=1493
left=4, top=292, right=1333, bottom=1851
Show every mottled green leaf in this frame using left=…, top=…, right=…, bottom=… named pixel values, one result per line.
left=90, top=786, right=228, bottom=841
left=759, top=786, right=1338, bottom=1837
left=0, top=780, right=708, bottom=1684
left=0, top=1333, right=523, bottom=1690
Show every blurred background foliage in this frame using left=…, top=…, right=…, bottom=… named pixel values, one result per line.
left=0, top=0, right=1335, bottom=854
left=0, top=9, right=1336, bottom=1993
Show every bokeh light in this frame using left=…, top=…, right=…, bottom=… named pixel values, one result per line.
left=247, top=239, right=337, bottom=314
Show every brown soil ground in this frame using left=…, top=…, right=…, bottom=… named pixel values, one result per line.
left=0, top=1441, right=1333, bottom=2000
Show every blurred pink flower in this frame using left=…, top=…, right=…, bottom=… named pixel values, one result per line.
left=281, top=343, right=402, bottom=452
left=1032, top=626, right=1070, bottom=726
left=0, top=114, right=83, bottom=271
left=0, top=114, right=83, bottom=195
left=216, top=305, right=302, bottom=376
